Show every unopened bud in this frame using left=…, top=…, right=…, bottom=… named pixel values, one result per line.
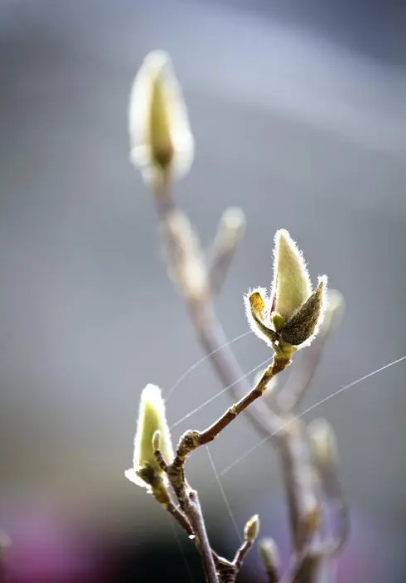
left=259, top=538, right=280, bottom=583
left=125, top=384, right=174, bottom=489
left=244, top=288, right=276, bottom=346
left=244, top=229, right=328, bottom=351
left=244, top=514, right=260, bottom=542
left=272, top=229, right=312, bottom=321
left=280, top=275, right=327, bottom=347
left=128, top=50, right=194, bottom=187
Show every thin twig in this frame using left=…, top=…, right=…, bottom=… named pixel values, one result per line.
left=197, top=358, right=289, bottom=447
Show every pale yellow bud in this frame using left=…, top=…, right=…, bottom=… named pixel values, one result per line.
left=128, top=50, right=194, bottom=186
left=244, top=229, right=328, bottom=349
left=125, top=384, right=174, bottom=489
left=272, top=229, right=312, bottom=321
left=244, top=514, right=260, bottom=542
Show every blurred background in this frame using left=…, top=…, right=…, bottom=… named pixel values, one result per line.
left=0, top=0, right=406, bottom=581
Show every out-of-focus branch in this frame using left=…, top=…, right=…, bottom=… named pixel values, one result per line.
left=307, top=418, right=349, bottom=554
left=259, top=538, right=280, bottom=583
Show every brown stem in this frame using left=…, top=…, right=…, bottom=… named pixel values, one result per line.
left=165, top=501, right=194, bottom=537
left=186, top=489, right=219, bottom=583
left=198, top=358, right=289, bottom=447
left=155, top=445, right=219, bottom=583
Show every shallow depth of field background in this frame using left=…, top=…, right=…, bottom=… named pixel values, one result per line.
left=0, top=0, right=406, bottom=581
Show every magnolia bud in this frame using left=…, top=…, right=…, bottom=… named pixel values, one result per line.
left=125, top=384, right=174, bottom=489
left=280, top=275, right=327, bottom=346
left=244, top=514, right=260, bottom=542
left=271, top=229, right=312, bottom=321
left=244, top=229, right=328, bottom=349
left=128, top=50, right=194, bottom=186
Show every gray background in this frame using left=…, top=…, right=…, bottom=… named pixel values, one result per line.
left=0, top=0, right=405, bottom=579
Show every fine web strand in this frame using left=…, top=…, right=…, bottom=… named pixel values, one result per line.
left=165, top=330, right=253, bottom=400
left=211, top=354, right=406, bottom=483
left=170, top=354, right=274, bottom=430
left=205, top=445, right=242, bottom=544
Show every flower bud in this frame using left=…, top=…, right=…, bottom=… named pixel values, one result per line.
left=125, top=384, right=174, bottom=489
left=128, top=50, right=194, bottom=186
left=279, top=275, right=327, bottom=347
left=244, top=514, right=260, bottom=542
left=271, top=229, right=311, bottom=321
left=244, top=229, right=328, bottom=349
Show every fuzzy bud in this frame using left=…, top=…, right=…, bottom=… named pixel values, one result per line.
left=271, top=229, right=312, bottom=321
left=244, top=288, right=277, bottom=346
left=125, top=384, right=174, bottom=489
left=244, top=229, right=328, bottom=350
left=128, top=50, right=194, bottom=187
left=244, top=514, right=260, bottom=542
left=280, top=275, right=327, bottom=346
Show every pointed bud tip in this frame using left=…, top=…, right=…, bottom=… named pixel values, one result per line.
left=128, top=50, right=194, bottom=186
left=244, top=514, right=260, bottom=542
left=141, top=383, right=163, bottom=403
left=272, top=228, right=312, bottom=321
left=143, top=49, right=170, bottom=68
left=221, top=206, right=246, bottom=230
left=128, top=383, right=174, bottom=487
